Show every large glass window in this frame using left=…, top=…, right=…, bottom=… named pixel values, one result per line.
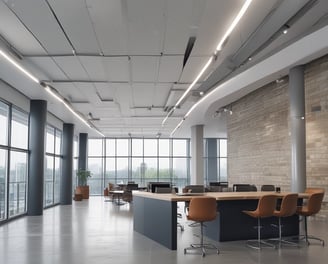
left=11, top=108, right=28, bottom=149
left=0, top=149, right=7, bottom=220
left=0, top=102, right=29, bottom=221
left=217, top=139, right=228, bottom=181
left=203, top=138, right=228, bottom=184
left=0, top=102, right=9, bottom=146
left=8, top=151, right=27, bottom=217
left=116, top=139, right=128, bottom=156
left=44, top=125, right=62, bottom=207
left=87, top=138, right=191, bottom=194
left=88, top=158, right=103, bottom=195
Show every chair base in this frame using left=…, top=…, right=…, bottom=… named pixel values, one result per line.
left=292, top=235, right=325, bottom=246
left=268, top=237, right=299, bottom=248
left=184, top=243, right=219, bottom=257
left=246, top=239, right=276, bottom=250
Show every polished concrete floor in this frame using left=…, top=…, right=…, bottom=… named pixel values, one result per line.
left=0, top=197, right=327, bottom=264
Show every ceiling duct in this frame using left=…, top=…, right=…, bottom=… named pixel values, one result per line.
left=197, top=0, right=316, bottom=95
left=231, top=0, right=317, bottom=67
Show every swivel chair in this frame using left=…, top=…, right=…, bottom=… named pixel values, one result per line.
left=184, top=197, right=219, bottom=257
left=272, top=193, right=298, bottom=247
left=243, top=194, right=277, bottom=250
left=261, top=185, right=275, bottom=192
left=297, top=191, right=325, bottom=246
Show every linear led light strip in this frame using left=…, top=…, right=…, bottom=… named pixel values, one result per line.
left=0, top=48, right=105, bottom=137
left=169, top=0, right=253, bottom=136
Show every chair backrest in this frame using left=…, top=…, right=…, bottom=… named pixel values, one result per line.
left=257, top=195, right=278, bottom=217
left=261, top=184, right=275, bottom=191
left=277, top=193, right=298, bottom=217
left=188, top=197, right=217, bottom=222
left=155, top=187, right=173, bottom=193
left=307, top=192, right=325, bottom=215
left=184, top=185, right=205, bottom=193
left=305, top=188, right=325, bottom=194
left=233, top=184, right=252, bottom=192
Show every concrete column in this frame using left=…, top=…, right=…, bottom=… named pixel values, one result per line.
left=78, top=133, right=88, bottom=170
left=60, top=123, right=74, bottom=205
left=190, top=125, right=204, bottom=185
left=28, top=100, right=47, bottom=215
left=289, top=66, right=306, bottom=192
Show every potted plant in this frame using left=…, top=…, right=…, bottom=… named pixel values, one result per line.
left=76, top=169, right=92, bottom=199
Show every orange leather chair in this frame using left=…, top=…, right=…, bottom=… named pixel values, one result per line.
left=297, top=191, right=325, bottom=246
left=243, top=194, right=277, bottom=249
left=272, top=193, right=299, bottom=247
left=184, top=197, right=219, bottom=257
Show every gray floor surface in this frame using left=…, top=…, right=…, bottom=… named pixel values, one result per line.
left=0, top=197, right=327, bottom=264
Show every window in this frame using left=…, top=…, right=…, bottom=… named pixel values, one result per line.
left=203, top=138, right=228, bottom=184
left=8, top=151, right=28, bottom=217
left=11, top=108, right=28, bottom=149
left=0, top=149, right=7, bottom=220
left=0, top=102, right=29, bottom=220
left=0, top=102, right=9, bottom=146
left=44, top=125, right=62, bottom=207
left=87, top=138, right=191, bottom=194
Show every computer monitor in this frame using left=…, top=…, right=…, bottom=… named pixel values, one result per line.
left=148, top=182, right=171, bottom=193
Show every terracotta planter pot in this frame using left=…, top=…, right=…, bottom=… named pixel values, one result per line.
left=76, top=186, right=90, bottom=199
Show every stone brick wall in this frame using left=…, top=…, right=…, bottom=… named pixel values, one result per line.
left=227, top=80, right=291, bottom=191
left=227, top=55, right=328, bottom=201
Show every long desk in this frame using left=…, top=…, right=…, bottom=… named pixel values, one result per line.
left=133, top=191, right=307, bottom=250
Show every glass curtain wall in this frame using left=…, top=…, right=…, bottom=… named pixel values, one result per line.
left=87, top=138, right=191, bottom=195
left=0, top=104, right=29, bottom=220
left=73, top=136, right=78, bottom=191
left=44, top=125, right=62, bottom=207
left=203, top=138, right=228, bottom=184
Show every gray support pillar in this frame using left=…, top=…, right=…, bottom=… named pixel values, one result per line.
left=28, top=100, right=47, bottom=215
left=61, top=123, right=74, bottom=205
left=78, top=133, right=88, bottom=170
left=190, top=125, right=204, bottom=185
left=206, top=139, right=218, bottom=183
left=289, top=66, right=306, bottom=192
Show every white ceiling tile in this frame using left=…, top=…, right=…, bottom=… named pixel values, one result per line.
left=163, top=0, right=195, bottom=54
left=153, top=83, right=172, bottom=106
left=47, top=0, right=100, bottom=54
left=102, top=57, right=130, bottom=82
left=157, top=56, right=183, bottom=82
left=191, top=0, right=241, bottom=56
left=86, top=0, right=129, bottom=55
left=79, top=57, right=107, bottom=80
left=95, top=83, right=116, bottom=101
left=28, top=57, right=67, bottom=80
left=131, top=57, right=159, bottom=82
left=3, top=0, right=72, bottom=54
left=132, top=83, right=156, bottom=106
left=127, top=0, right=166, bottom=54
left=0, top=1, right=46, bottom=55
left=53, top=56, right=88, bottom=80
left=179, top=56, right=211, bottom=83
left=53, top=83, right=86, bottom=102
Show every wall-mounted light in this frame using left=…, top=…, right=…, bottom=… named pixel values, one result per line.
left=282, top=25, right=290, bottom=35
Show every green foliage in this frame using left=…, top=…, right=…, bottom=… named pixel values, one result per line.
left=76, top=169, right=92, bottom=186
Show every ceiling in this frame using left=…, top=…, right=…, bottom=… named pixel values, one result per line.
left=0, top=0, right=328, bottom=138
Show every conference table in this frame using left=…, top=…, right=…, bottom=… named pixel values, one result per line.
left=133, top=191, right=308, bottom=250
